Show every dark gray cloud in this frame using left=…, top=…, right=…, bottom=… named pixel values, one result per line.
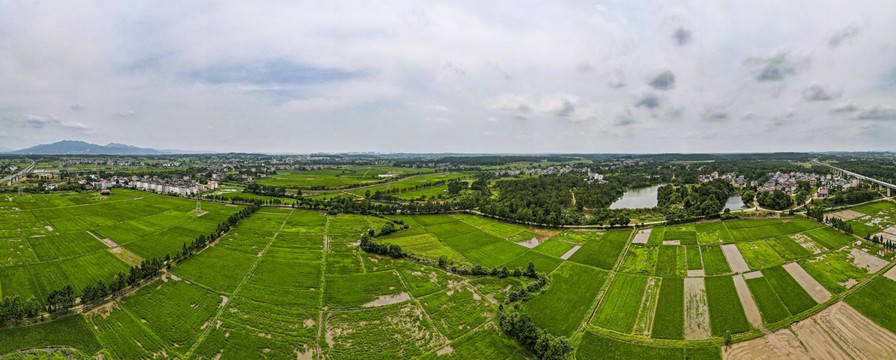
left=831, top=102, right=858, bottom=113
left=648, top=70, right=676, bottom=90
left=188, top=60, right=367, bottom=85
left=70, top=104, right=86, bottom=111
left=614, top=110, right=635, bottom=126
left=828, top=26, right=861, bottom=48
left=17, top=114, right=89, bottom=131
left=701, top=107, right=729, bottom=122
left=673, top=27, right=692, bottom=46
left=634, top=94, right=660, bottom=109
left=856, top=106, right=896, bottom=120
left=554, top=99, right=576, bottom=117
left=802, top=84, right=841, bottom=101
left=744, top=53, right=806, bottom=82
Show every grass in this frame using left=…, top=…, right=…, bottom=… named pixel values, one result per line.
left=593, top=273, right=649, bottom=333
left=418, top=326, right=527, bottom=360
left=88, top=307, right=171, bottom=359
left=664, top=225, right=697, bottom=245
left=744, top=276, right=791, bottom=325
left=705, top=276, right=752, bottom=336
left=568, top=229, right=631, bottom=270
left=695, top=222, right=733, bottom=244
left=172, top=246, right=259, bottom=293
left=577, top=331, right=721, bottom=360
left=122, top=279, right=222, bottom=351
left=735, top=241, right=784, bottom=270
left=844, top=276, right=896, bottom=334
left=501, top=249, right=563, bottom=273
left=647, top=227, right=665, bottom=245
left=652, top=277, right=684, bottom=340
left=322, top=302, right=443, bottom=359
left=522, top=262, right=608, bottom=337
left=701, top=245, right=732, bottom=275
left=380, top=233, right=466, bottom=264
left=463, top=240, right=528, bottom=268
left=797, top=248, right=876, bottom=294
left=762, top=266, right=818, bottom=315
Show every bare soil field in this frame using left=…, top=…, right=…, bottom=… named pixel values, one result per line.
left=791, top=318, right=850, bottom=360
left=883, top=265, right=896, bottom=282
left=743, top=271, right=763, bottom=280
left=684, top=277, right=711, bottom=340
left=829, top=209, right=865, bottom=221
left=732, top=274, right=763, bottom=329
left=632, top=229, right=651, bottom=244
left=687, top=270, right=705, bottom=277
left=783, top=262, right=831, bottom=304
left=815, top=302, right=896, bottom=360
left=724, top=328, right=810, bottom=360
left=663, top=240, right=680, bottom=245
left=848, top=248, right=888, bottom=274
left=790, top=233, right=823, bottom=254
left=722, top=244, right=750, bottom=273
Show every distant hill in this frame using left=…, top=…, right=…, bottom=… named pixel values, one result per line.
left=12, top=140, right=195, bottom=155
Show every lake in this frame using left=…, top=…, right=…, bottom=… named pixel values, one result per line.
left=610, top=184, right=664, bottom=209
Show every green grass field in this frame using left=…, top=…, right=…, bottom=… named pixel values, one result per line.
left=522, top=262, right=608, bottom=337
left=745, top=276, right=791, bottom=325
left=577, top=331, right=721, bottom=360
left=701, top=245, right=732, bottom=275
left=652, top=277, right=684, bottom=340
left=845, top=276, right=896, bottom=334
left=593, top=273, right=649, bottom=333
left=704, top=276, right=752, bottom=336
left=762, top=266, right=818, bottom=315
left=568, top=229, right=631, bottom=270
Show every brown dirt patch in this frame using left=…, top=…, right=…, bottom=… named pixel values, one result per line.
left=632, top=229, right=651, bottom=244
left=743, top=271, right=764, bottom=280
left=883, top=266, right=896, bottom=282
left=732, top=274, right=763, bottom=329
left=687, top=270, right=705, bottom=277
left=848, top=248, right=888, bottom=274
left=791, top=318, right=850, bottom=360
left=790, top=233, right=824, bottom=254
left=724, top=329, right=810, bottom=360
left=529, top=228, right=560, bottom=237
left=362, top=292, right=410, bottom=307
left=721, top=244, right=750, bottom=273
left=783, top=262, right=831, bottom=303
left=830, top=209, right=864, bottom=221
left=663, top=240, right=680, bottom=245
left=815, top=302, right=896, bottom=360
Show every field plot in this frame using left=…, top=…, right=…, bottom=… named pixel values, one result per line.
left=782, top=262, right=831, bottom=303
left=380, top=233, right=465, bottom=263
left=568, top=229, right=631, bottom=270
left=844, top=201, right=896, bottom=237
left=121, top=279, right=223, bottom=352
left=664, top=225, right=697, bottom=245
left=501, top=249, right=562, bottom=273
left=532, top=238, right=576, bottom=258
left=632, top=277, right=660, bottom=336
left=701, top=245, right=732, bottom=275
left=686, top=246, right=703, bottom=270
left=418, top=326, right=527, bottom=360
left=647, top=227, right=665, bottom=245
left=522, top=262, right=608, bottom=337
left=766, top=235, right=814, bottom=261
left=323, top=271, right=406, bottom=308
left=619, top=244, right=658, bottom=275
left=845, top=276, right=896, bottom=334
left=632, top=228, right=651, bottom=244
left=704, top=276, right=751, bottom=336
left=577, top=331, right=721, bottom=360
left=0, top=315, right=102, bottom=355
left=655, top=245, right=685, bottom=276
left=815, top=302, right=896, bottom=360
left=720, top=244, right=750, bottom=273
left=280, top=210, right=326, bottom=233
left=744, top=275, right=790, bottom=325
left=683, top=277, right=711, bottom=340
left=395, top=261, right=463, bottom=298
left=735, top=241, right=784, bottom=270
left=593, top=273, right=648, bottom=333
left=725, top=328, right=810, bottom=359
left=88, top=306, right=171, bottom=360
left=463, top=240, right=528, bottom=268
left=696, top=222, right=733, bottom=244
left=322, top=302, right=445, bottom=359
left=652, top=277, right=684, bottom=340
left=798, top=246, right=883, bottom=294
left=803, top=227, right=854, bottom=249
left=172, top=246, right=259, bottom=293
left=419, top=285, right=490, bottom=340
left=762, top=266, right=817, bottom=315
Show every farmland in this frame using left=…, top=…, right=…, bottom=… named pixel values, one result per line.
left=2, top=193, right=896, bottom=359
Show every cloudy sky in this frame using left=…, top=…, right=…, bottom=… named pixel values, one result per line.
left=1, top=1, right=895, bottom=153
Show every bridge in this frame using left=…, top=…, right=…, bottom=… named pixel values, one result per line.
left=1, top=160, right=35, bottom=186
left=813, top=160, right=894, bottom=197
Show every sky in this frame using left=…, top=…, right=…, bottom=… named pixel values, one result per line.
left=1, top=0, right=895, bottom=153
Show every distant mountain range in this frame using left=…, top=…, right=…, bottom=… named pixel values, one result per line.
left=9, top=140, right=200, bottom=155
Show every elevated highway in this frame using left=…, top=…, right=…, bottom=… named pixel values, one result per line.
left=813, top=160, right=894, bottom=197
left=1, top=159, right=35, bottom=186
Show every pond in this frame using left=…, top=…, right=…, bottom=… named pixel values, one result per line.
left=725, top=195, right=747, bottom=210
left=609, top=184, right=665, bottom=209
